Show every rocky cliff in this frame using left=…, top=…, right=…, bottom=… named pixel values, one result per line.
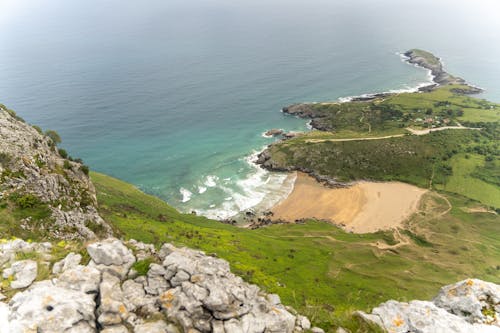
left=0, top=237, right=317, bottom=333
left=0, top=106, right=111, bottom=239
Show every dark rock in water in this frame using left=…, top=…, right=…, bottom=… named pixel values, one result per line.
left=282, top=104, right=315, bottom=118
left=245, top=210, right=255, bottom=217
left=265, top=128, right=284, bottom=136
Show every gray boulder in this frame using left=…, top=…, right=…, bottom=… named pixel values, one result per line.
left=97, top=272, right=129, bottom=327
left=433, top=279, right=500, bottom=325
left=134, top=320, right=180, bottom=333
left=56, top=265, right=101, bottom=294
left=87, top=238, right=136, bottom=279
left=2, top=259, right=37, bottom=289
left=8, top=280, right=97, bottom=332
left=52, top=252, right=82, bottom=274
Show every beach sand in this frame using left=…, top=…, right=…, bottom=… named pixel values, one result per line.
left=270, top=172, right=427, bottom=233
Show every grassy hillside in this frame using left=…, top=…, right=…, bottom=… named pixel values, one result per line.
left=92, top=172, right=500, bottom=332
left=299, top=85, right=499, bottom=134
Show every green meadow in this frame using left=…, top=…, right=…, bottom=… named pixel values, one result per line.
left=91, top=172, right=500, bottom=332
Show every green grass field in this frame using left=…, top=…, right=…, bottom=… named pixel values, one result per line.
left=436, top=154, right=500, bottom=208
left=91, top=172, right=500, bottom=332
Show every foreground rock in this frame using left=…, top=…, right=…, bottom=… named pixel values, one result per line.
left=0, top=237, right=314, bottom=332
left=357, top=278, right=500, bottom=333
left=0, top=106, right=111, bottom=239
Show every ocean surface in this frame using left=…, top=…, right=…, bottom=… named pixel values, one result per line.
left=1, top=0, right=500, bottom=219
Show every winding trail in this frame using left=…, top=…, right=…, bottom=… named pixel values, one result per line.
left=304, top=126, right=481, bottom=143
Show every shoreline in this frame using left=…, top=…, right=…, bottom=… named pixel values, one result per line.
left=260, top=172, right=427, bottom=233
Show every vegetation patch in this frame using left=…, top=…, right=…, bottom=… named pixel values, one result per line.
left=132, top=257, right=156, bottom=276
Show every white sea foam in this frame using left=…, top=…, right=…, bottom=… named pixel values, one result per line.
left=179, top=187, right=193, bottom=203
left=198, top=186, right=207, bottom=194
left=193, top=147, right=296, bottom=220
left=204, top=175, right=218, bottom=187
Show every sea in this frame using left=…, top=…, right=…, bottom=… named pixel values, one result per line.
left=1, top=0, right=499, bottom=220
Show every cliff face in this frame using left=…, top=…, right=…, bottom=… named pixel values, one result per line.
left=0, top=106, right=111, bottom=239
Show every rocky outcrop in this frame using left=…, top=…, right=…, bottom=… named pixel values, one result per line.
left=264, top=129, right=284, bottom=137
left=357, top=279, right=500, bottom=333
left=403, top=49, right=482, bottom=94
left=0, top=106, right=111, bottom=239
left=282, top=104, right=316, bottom=118
left=0, top=237, right=317, bottom=333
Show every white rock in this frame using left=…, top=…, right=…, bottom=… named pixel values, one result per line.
left=56, top=265, right=101, bottom=294
left=3, top=259, right=37, bottom=289
left=297, top=315, right=311, bottom=330
left=359, top=299, right=500, bottom=333
left=433, top=279, right=500, bottom=325
left=101, top=325, right=129, bottom=333
left=134, top=320, right=179, bottom=333
left=8, top=280, right=96, bottom=332
left=266, top=293, right=281, bottom=305
left=0, top=302, right=10, bottom=333
left=87, top=238, right=135, bottom=279
left=52, top=252, right=82, bottom=274
left=98, top=272, right=129, bottom=327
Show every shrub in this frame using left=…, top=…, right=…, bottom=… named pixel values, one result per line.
left=58, top=149, right=68, bottom=158
left=85, top=220, right=107, bottom=237
left=32, top=125, right=43, bottom=134
left=0, top=152, right=11, bottom=166
left=63, top=160, right=72, bottom=169
left=10, top=193, right=41, bottom=209
left=132, top=257, right=155, bottom=276
left=80, top=165, right=89, bottom=176
left=45, top=130, right=61, bottom=145
left=35, top=155, right=45, bottom=168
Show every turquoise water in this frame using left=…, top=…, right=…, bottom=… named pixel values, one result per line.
left=1, top=0, right=499, bottom=219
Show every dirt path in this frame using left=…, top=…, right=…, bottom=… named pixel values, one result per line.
left=305, top=134, right=405, bottom=143
left=370, top=228, right=410, bottom=250
left=405, top=126, right=481, bottom=136
left=304, top=126, right=481, bottom=144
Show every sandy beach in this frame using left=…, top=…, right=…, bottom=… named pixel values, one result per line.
left=271, top=172, right=427, bottom=233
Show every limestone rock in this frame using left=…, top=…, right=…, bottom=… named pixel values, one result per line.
left=2, top=259, right=37, bottom=289
left=101, top=325, right=129, bottom=333
left=0, top=237, right=310, bottom=333
left=87, top=238, right=136, bottom=279
left=358, top=281, right=500, bottom=333
left=52, top=252, right=82, bottom=274
left=158, top=245, right=298, bottom=333
left=97, top=272, right=129, bottom=327
left=8, top=280, right=97, bottom=332
left=296, top=315, right=311, bottom=330
left=433, top=278, right=500, bottom=326
left=134, top=320, right=180, bottom=333
left=56, top=265, right=101, bottom=294
left=0, top=302, right=9, bottom=333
